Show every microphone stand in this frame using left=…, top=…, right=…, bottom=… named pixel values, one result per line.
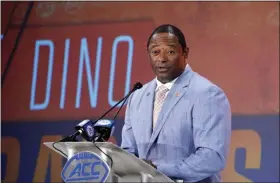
left=59, top=82, right=142, bottom=142
left=92, top=89, right=134, bottom=124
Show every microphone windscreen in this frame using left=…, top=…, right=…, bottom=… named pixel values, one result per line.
left=134, top=82, right=143, bottom=90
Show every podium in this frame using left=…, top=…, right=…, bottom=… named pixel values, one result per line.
left=44, top=141, right=175, bottom=182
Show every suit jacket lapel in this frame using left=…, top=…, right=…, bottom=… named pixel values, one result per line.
left=146, top=66, right=194, bottom=154
left=141, top=79, right=156, bottom=150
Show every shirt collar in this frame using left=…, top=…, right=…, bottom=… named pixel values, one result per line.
left=155, top=64, right=189, bottom=91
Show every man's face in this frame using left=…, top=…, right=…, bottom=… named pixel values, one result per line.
left=148, top=32, right=188, bottom=84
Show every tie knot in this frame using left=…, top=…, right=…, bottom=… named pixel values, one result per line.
left=157, top=85, right=169, bottom=94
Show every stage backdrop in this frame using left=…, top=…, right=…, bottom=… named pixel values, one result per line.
left=1, top=2, right=279, bottom=182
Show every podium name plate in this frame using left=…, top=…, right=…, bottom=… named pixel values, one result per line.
left=61, top=151, right=110, bottom=182
left=44, top=141, right=175, bottom=183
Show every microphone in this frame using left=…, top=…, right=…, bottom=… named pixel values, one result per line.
left=93, top=119, right=115, bottom=142
left=59, top=119, right=96, bottom=142
left=75, top=119, right=96, bottom=141
left=59, top=82, right=143, bottom=142
left=93, top=82, right=143, bottom=142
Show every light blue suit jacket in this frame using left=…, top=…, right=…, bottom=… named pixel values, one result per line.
left=121, top=66, right=231, bottom=182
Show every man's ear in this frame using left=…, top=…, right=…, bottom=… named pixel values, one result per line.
left=184, top=47, right=189, bottom=59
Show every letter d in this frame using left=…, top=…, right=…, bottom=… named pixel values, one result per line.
left=30, top=40, right=54, bottom=110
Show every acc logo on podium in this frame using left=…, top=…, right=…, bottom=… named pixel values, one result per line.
left=61, top=151, right=110, bottom=182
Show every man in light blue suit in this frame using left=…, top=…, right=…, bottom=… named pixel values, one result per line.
left=121, top=24, right=231, bottom=182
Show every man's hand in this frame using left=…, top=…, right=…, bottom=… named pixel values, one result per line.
left=142, top=159, right=157, bottom=169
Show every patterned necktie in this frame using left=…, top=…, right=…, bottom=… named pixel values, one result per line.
left=153, top=85, right=169, bottom=128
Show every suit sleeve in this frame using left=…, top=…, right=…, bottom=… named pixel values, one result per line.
left=120, top=94, right=139, bottom=157
left=157, top=86, right=232, bottom=182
